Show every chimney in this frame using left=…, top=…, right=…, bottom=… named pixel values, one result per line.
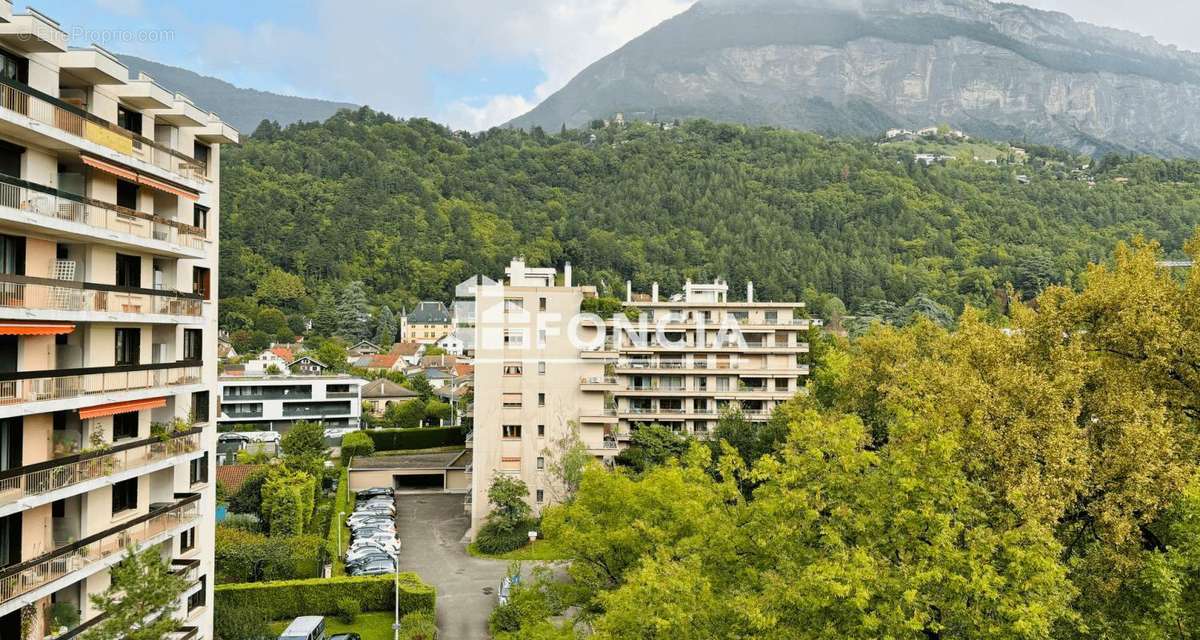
left=626, top=280, right=633, bottom=303
left=747, top=281, right=754, bottom=303
left=564, top=262, right=572, bottom=287
left=652, top=282, right=659, bottom=302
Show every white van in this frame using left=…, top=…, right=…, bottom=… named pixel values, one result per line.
left=279, top=616, right=326, bottom=640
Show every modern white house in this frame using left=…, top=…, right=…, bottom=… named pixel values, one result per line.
left=218, top=375, right=366, bottom=432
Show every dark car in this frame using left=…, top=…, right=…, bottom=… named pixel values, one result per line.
left=345, top=553, right=393, bottom=571
left=350, top=559, right=397, bottom=576
left=330, top=635, right=361, bottom=640
left=356, top=487, right=394, bottom=500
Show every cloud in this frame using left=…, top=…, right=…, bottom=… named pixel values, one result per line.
left=188, top=0, right=696, bottom=130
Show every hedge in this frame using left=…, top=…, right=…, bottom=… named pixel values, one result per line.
left=214, top=574, right=435, bottom=621
left=215, top=527, right=326, bottom=582
left=366, top=426, right=464, bottom=451
left=327, top=466, right=354, bottom=576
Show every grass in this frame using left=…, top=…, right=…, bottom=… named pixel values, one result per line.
left=374, top=445, right=466, bottom=456
left=269, top=612, right=396, bottom=640
left=467, top=539, right=566, bottom=562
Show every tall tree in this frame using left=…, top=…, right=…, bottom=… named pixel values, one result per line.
left=335, top=281, right=370, bottom=342
left=375, top=305, right=397, bottom=346
left=82, top=546, right=187, bottom=640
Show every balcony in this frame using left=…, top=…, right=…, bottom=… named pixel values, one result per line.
left=222, top=386, right=313, bottom=402
left=0, top=360, right=202, bottom=415
left=0, top=427, right=202, bottom=511
left=0, top=77, right=207, bottom=183
left=0, top=493, right=201, bottom=608
left=0, top=173, right=207, bottom=255
left=579, top=376, right=619, bottom=391
left=0, top=274, right=204, bottom=322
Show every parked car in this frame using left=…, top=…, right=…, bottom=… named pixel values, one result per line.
left=278, top=616, right=325, bottom=640
left=330, top=634, right=361, bottom=640
left=348, top=543, right=399, bottom=560
left=345, top=553, right=394, bottom=572
left=350, top=559, right=397, bottom=576
left=352, top=527, right=397, bottom=542
left=356, top=487, right=394, bottom=500
left=352, top=503, right=395, bottom=516
left=349, top=518, right=394, bottom=530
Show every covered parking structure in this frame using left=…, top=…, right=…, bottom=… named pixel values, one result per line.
left=348, top=450, right=472, bottom=493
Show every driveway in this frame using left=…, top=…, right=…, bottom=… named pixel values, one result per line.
left=395, top=493, right=507, bottom=640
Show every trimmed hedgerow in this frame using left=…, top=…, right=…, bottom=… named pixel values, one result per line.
left=214, top=574, right=434, bottom=621
left=365, top=426, right=464, bottom=451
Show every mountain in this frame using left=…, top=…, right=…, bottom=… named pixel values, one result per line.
left=507, top=0, right=1200, bottom=157
left=117, top=54, right=359, bottom=133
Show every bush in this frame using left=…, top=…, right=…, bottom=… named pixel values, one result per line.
left=214, top=574, right=435, bottom=621
left=335, top=597, right=361, bottom=624
left=221, top=513, right=262, bottom=533
left=367, top=426, right=464, bottom=451
left=228, top=467, right=270, bottom=514
left=474, top=518, right=538, bottom=555
left=215, top=527, right=327, bottom=582
left=261, top=469, right=317, bottom=535
left=340, top=430, right=375, bottom=460
left=399, top=612, right=438, bottom=639
left=214, top=603, right=273, bottom=640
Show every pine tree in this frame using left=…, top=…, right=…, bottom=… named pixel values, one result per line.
left=375, top=305, right=397, bottom=346
left=335, top=281, right=370, bottom=342
left=311, top=289, right=338, bottom=337
left=83, top=546, right=187, bottom=640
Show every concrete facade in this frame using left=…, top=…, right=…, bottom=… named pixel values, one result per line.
left=218, top=375, right=365, bottom=432
left=0, top=7, right=236, bottom=638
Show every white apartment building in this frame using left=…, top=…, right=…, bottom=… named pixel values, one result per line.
left=468, top=259, right=810, bottom=534
left=0, top=6, right=237, bottom=638
left=218, top=375, right=365, bottom=432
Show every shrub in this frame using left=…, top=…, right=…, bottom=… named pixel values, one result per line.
left=215, top=527, right=327, bottom=582
left=340, top=430, right=375, bottom=460
left=214, top=574, right=435, bottom=621
left=228, top=467, right=270, bottom=514
left=335, top=597, right=361, bottom=624
left=213, top=603, right=273, bottom=640
left=221, top=513, right=262, bottom=533
left=399, top=612, right=438, bottom=639
left=474, top=517, right=538, bottom=555
left=261, top=469, right=317, bottom=535
left=383, top=399, right=426, bottom=428
left=367, top=426, right=464, bottom=451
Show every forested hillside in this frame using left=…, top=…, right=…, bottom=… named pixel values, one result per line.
left=219, top=109, right=1200, bottom=336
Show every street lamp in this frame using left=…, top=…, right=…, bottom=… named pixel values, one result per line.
left=337, top=511, right=345, bottom=558
left=393, top=540, right=403, bottom=640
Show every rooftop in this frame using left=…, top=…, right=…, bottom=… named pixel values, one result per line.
left=351, top=450, right=467, bottom=470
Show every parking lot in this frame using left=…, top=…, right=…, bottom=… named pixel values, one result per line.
left=393, top=493, right=508, bottom=640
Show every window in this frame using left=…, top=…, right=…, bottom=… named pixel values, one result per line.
left=191, top=391, right=209, bottom=423
left=328, top=384, right=350, bottom=394
left=0, top=48, right=28, bottom=84
left=537, top=329, right=547, bottom=346
left=538, top=297, right=547, bottom=311
left=117, top=105, right=142, bottom=135
left=184, top=328, right=203, bottom=362
left=0, top=234, right=24, bottom=275
left=0, top=417, right=20, bottom=472
left=193, top=141, right=211, bottom=167
left=502, top=393, right=522, bottom=408
left=538, top=362, right=546, bottom=375
left=503, top=330, right=524, bottom=348
left=192, top=267, right=211, bottom=300
left=502, top=424, right=521, bottom=439
left=188, top=576, right=206, bottom=611
left=180, top=527, right=196, bottom=552
left=536, top=490, right=544, bottom=503
left=0, top=512, right=19, bottom=569
left=113, top=411, right=138, bottom=441
left=537, top=425, right=545, bottom=437
left=503, top=362, right=523, bottom=376
left=504, top=298, right=524, bottom=313
left=114, top=328, right=141, bottom=366
left=193, top=204, right=209, bottom=231
left=190, top=453, right=208, bottom=485
left=537, top=393, right=545, bottom=407
left=536, top=456, right=545, bottom=470
left=115, top=254, right=141, bottom=288
left=765, top=311, right=778, bottom=323
left=111, top=478, right=138, bottom=514
left=116, top=179, right=139, bottom=209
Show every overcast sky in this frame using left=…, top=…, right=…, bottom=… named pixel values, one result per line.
left=30, top=0, right=1200, bottom=131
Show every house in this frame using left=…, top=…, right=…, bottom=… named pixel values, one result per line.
left=363, top=353, right=402, bottom=372
left=420, top=354, right=459, bottom=371
left=348, top=340, right=382, bottom=358
left=389, top=341, right=425, bottom=367
left=361, top=378, right=422, bottom=416
left=917, top=126, right=940, bottom=137
left=289, top=355, right=329, bottom=376
left=401, top=301, right=453, bottom=344
left=218, top=337, right=238, bottom=360
left=436, top=333, right=464, bottom=356
left=424, top=368, right=453, bottom=389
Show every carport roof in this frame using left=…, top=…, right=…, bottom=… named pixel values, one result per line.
left=351, top=451, right=465, bottom=470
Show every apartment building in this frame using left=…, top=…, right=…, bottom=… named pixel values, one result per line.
left=0, top=6, right=237, bottom=639
left=468, top=259, right=810, bottom=534
left=218, top=375, right=365, bottom=433
left=400, top=301, right=452, bottom=344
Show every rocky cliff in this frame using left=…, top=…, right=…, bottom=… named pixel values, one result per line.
left=507, top=0, right=1200, bottom=156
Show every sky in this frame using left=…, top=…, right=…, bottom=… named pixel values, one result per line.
left=28, top=0, right=1200, bottom=131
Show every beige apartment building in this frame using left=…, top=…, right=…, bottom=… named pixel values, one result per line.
left=468, top=259, right=808, bottom=534
left=0, top=5, right=237, bottom=639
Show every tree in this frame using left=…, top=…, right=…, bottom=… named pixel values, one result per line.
left=405, top=373, right=434, bottom=402
left=375, top=305, right=397, bottom=346
left=313, top=338, right=349, bottom=373
left=340, top=430, right=375, bottom=461
left=82, top=546, right=187, bottom=640
left=260, top=468, right=317, bottom=536
left=614, top=424, right=688, bottom=474
left=335, top=281, right=371, bottom=342
left=254, top=307, right=288, bottom=335
left=255, top=267, right=306, bottom=310
left=423, top=399, right=451, bottom=425
left=280, top=420, right=327, bottom=477
left=228, top=467, right=270, bottom=515
left=475, top=475, right=537, bottom=554
left=384, top=399, right=425, bottom=429
left=541, top=421, right=591, bottom=502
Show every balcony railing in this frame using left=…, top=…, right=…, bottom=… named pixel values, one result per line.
left=0, top=174, right=206, bottom=250
left=0, top=493, right=201, bottom=605
left=580, top=376, right=618, bottom=385
left=0, top=360, right=203, bottom=406
left=0, top=77, right=208, bottom=182
left=0, top=273, right=204, bottom=318
left=0, top=427, right=202, bottom=507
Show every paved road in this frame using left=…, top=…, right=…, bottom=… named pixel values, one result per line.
left=395, top=493, right=507, bottom=640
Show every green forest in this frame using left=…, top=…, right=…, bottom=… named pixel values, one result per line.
left=219, top=108, right=1200, bottom=338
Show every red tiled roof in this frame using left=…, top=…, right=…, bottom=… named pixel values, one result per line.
left=389, top=342, right=422, bottom=356
left=453, top=363, right=473, bottom=378
left=216, top=464, right=265, bottom=494
left=367, top=353, right=401, bottom=369
left=270, top=347, right=294, bottom=362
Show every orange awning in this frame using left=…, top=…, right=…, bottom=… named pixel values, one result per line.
left=0, top=322, right=75, bottom=336
left=138, top=174, right=199, bottom=201
left=79, top=397, right=167, bottom=420
left=82, top=155, right=139, bottom=182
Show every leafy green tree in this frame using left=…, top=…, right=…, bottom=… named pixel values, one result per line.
left=335, top=281, right=371, bottom=342
left=375, top=305, right=397, bottom=346
left=280, top=421, right=328, bottom=477
left=423, top=399, right=451, bottom=425
left=405, top=373, right=434, bottom=402
left=254, top=307, right=288, bottom=335
left=255, top=267, right=306, bottom=309
left=384, top=399, right=426, bottom=429
left=614, top=424, right=689, bottom=474
left=340, top=430, right=375, bottom=461
left=82, top=546, right=187, bottom=640
left=313, top=338, right=349, bottom=373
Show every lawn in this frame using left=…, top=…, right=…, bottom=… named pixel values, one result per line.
left=467, top=540, right=566, bottom=561
left=269, top=612, right=396, bottom=640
